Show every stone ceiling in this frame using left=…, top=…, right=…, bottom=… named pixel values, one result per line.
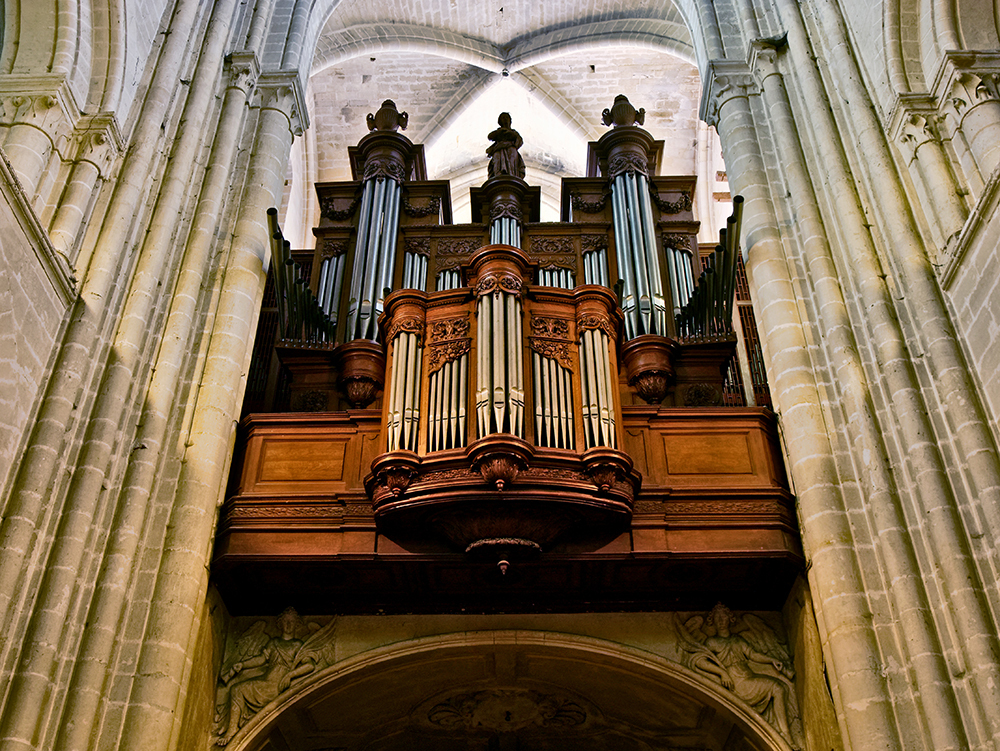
left=298, top=0, right=710, bottom=225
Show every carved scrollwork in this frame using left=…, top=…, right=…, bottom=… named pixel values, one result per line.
left=402, top=194, right=441, bottom=217
left=651, top=191, right=693, bottom=214
left=570, top=191, right=611, bottom=214
left=362, top=157, right=407, bottom=183
left=577, top=313, right=615, bottom=339
left=607, top=152, right=649, bottom=179
left=475, top=272, right=523, bottom=297
left=386, top=316, right=424, bottom=343
left=437, top=238, right=482, bottom=256
left=530, top=236, right=574, bottom=255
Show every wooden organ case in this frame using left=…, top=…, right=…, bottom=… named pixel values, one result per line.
left=213, top=98, right=801, bottom=615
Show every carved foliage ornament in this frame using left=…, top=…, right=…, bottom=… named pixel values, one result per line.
left=405, top=237, right=431, bottom=257
left=320, top=239, right=348, bottom=259
left=530, top=316, right=572, bottom=370
left=475, top=272, right=523, bottom=297
left=428, top=316, right=472, bottom=373
left=570, top=191, right=611, bottom=214
left=661, top=233, right=691, bottom=251
left=577, top=313, right=615, bottom=339
left=402, top=194, right=441, bottom=218
left=319, top=194, right=361, bottom=221
left=581, top=234, right=607, bottom=253
left=651, top=191, right=693, bottom=214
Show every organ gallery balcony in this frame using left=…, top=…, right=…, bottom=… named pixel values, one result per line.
left=212, top=97, right=800, bottom=615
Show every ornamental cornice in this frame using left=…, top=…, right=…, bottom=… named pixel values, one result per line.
left=699, top=60, right=758, bottom=127
left=256, top=71, right=309, bottom=135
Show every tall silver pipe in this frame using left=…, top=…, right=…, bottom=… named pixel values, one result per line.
left=636, top=175, right=666, bottom=332
left=611, top=178, right=637, bottom=338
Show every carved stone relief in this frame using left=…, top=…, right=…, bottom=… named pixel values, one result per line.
left=423, top=688, right=590, bottom=732
left=214, top=609, right=337, bottom=746
left=675, top=604, right=803, bottom=749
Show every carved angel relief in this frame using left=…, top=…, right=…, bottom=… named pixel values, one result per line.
left=213, top=609, right=337, bottom=747
left=675, top=604, right=803, bottom=749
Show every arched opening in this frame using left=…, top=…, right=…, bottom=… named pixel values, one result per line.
left=227, top=631, right=794, bottom=751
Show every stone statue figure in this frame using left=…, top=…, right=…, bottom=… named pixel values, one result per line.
left=675, top=604, right=802, bottom=749
left=213, top=608, right=337, bottom=747
left=486, top=112, right=526, bottom=179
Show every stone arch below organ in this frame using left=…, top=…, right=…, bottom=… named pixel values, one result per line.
left=226, top=630, right=795, bottom=751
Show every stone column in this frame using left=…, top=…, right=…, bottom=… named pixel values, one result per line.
left=116, top=75, right=303, bottom=751
left=702, top=59, right=903, bottom=750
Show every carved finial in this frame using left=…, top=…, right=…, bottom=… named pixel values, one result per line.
left=486, top=112, right=526, bottom=179
left=601, top=94, right=645, bottom=128
left=367, top=99, right=409, bottom=132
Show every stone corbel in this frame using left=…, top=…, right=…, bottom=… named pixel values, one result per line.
left=699, top=60, right=758, bottom=128
left=256, top=71, right=309, bottom=136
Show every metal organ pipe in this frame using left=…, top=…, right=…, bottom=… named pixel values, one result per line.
left=346, top=177, right=402, bottom=341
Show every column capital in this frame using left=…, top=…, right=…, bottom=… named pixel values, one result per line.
left=700, top=60, right=757, bottom=127
left=71, top=113, right=125, bottom=177
left=0, top=74, right=81, bottom=152
left=226, top=52, right=260, bottom=97
left=256, top=72, right=309, bottom=137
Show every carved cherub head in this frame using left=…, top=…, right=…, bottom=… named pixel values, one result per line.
left=276, top=607, right=303, bottom=638
left=707, top=602, right=736, bottom=634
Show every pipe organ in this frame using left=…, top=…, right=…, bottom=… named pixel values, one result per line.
left=217, top=97, right=796, bottom=616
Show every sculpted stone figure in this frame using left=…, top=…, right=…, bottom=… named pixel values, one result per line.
left=676, top=604, right=802, bottom=749
left=486, top=112, right=526, bottom=179
left=213, top=609, right=337, bottom=746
